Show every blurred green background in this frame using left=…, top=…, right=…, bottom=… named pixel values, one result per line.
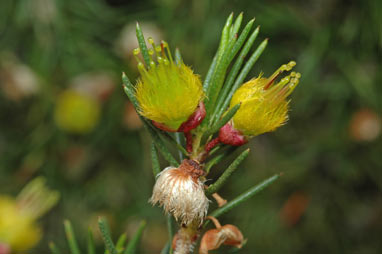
left=0, top=0, right=381, bottom=253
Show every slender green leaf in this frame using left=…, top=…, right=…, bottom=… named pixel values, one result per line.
left=218, top=39, right=268, bottom=119
left=205, top=103, right=240, bottom=137
left=49, top=242, right=61, bottom=254
left=230, top=12, right=243, bottom=38
left=135, top=22, right=150, bottom=66
left=122, top=73, right=139, bottom=110
left=228, top=19, right=256, bottom=63
left=208, top=174, right=280, bottom=219
left=124, top=220, right=146, bottom=254
left=174, top=132, right=185, bottom=160
left=203, top=53, right=218, bottom=91
left=204, top=13, right=233, bottom=101
left=98, top=217, right=118, bottom=254
left=87, top=229, right=96, bottom=254
left=116, top=234, right=127, bottom=253
left=212, top=26, right=260, bottom=124
left=205, top=146, right=236, bottom=174
left=151, top=142, right=161, bottom=176
left=206, top=149, right=250, bottom=195
left=167, top=215, right=174, bottom=254
left=64, top=220, right=81, bottom=254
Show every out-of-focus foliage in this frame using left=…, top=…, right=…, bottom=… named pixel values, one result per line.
left=0, top=0, right=381, bottom=253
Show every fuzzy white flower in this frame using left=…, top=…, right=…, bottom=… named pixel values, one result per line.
left=150, top=160, right=209, bottom=226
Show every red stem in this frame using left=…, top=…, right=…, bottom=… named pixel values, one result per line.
left=205, top=137, right=221, bottom=154
left=185, top=131, right=193, bottom=153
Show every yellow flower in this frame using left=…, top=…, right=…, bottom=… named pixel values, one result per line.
left=134, top=39, right=204, bottom=131
left=230, top=61, right=301, bottom=137
left=0, top=178, right=59, bottom=252
left=54, top=89, right=100, bottom=134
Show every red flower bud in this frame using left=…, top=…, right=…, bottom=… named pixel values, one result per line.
left=218, top=122, right=247, bottom=146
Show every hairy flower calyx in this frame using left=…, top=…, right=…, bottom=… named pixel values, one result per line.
left=230, top=61, right=300, bottom=137
left=134, top=38, right=204, bottom=131
left=150, top=159, right=209, bottom=226
left=218, top=61, right=301, bottom=146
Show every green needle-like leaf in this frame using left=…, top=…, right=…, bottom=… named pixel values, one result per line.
left=124, top=220, right=146, bottom=254
left=98, top=217, right=118, bottom=254
left=206, top=149, right=250, bottom=195
left=212, top=26, right=260, bottom=124
left=151, top=142, right=161, bottom=176
left=49, top=242, right=61, bottom=254
left=205, top=146, right=237, bottom=174
left=135, top=22, right=150, bottom=66
left=208, top=174, right=281, bottom=219
left=203, top=53, right=218, bottom=91
left=167, top=215, right=174, bottom=254
left=116, top=234, right=127, bottom=253
left=218, top=39, right=268, bottom=118
left=122, top=73, right=139, bottom=110
left=205, top=154, right=225, bottom=174
left=205, top=103, right=240, bottom=137
left=230, top=12, right=243, bottom=38
left=64, top=220, right=81, bottom=254
left=87, top=229, right=96, bottom=254
left=203, top=13, right=233, bottom=111
left=227, top=19, right=255, bottom=63
left=174, top=132, right=185, bottom=160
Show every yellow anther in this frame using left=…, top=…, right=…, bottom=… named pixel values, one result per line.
left=148, top=37, right=155, bottom=45
left=133, top=48, right=140, bottom=55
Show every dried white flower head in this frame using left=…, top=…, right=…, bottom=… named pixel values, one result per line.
left=150, top=159, right=209, bottom=226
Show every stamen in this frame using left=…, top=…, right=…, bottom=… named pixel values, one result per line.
left=264, top=61, right=296, bottom=90
left=133, top=48, right=146, bottom=70
left=285, top=72, right=301, bottom=96
left=162, top=40, right=174, bottom=64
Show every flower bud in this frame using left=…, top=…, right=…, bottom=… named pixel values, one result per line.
left=150, top=159, right=209, bottom=226
left=220, top=61, right=301, bottom=145
left=134, top=39, right=205, bottom=131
